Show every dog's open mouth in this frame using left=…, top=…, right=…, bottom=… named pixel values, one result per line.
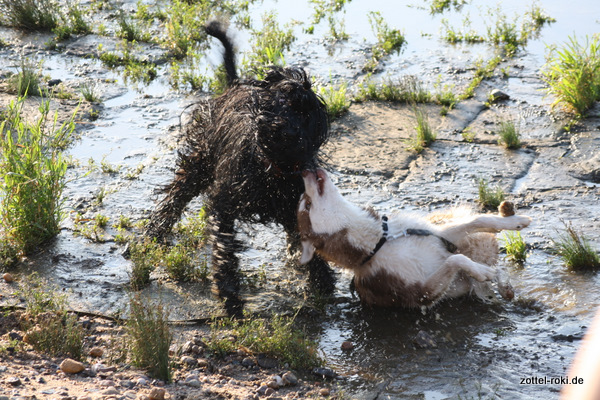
left=302, top=169, right=326, bottom=196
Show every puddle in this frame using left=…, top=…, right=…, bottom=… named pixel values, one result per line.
left=1, top=0, right=600, bottom=399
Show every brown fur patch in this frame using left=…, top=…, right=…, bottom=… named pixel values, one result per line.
left=354, top=269, right=433, bottom=308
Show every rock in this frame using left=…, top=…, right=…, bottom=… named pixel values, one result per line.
left=197, top=358, right=209, bottom=368
left=498, top=201, right=515, bottom=217
left=181, top=340, right=195, bottom=354
left=148, top=387, right=166, bottom=400
left=266, top=379, right=280, bottom=389
left=257, top=355, right=278, bottom=369
left=89, top=347, right=104, bottom=357
left=60, top=358, right=85, bottom=374
left=8, top=331, right=23, bottom=341
left=257, top=384, right=275, bottom=396
left=101, top=387, right=120, bottom=395
left=186, top=378, right=202, bottom=388
left=282, top=371, right=298, bottom=386
left=320, top=388, right=331, bottom=396
left=241, top=357, right=256, bottom=368
left=6, top=376, right=21, bottom=386
left=489, top=89, right=509, bottom=102
left=341, top=341, right=354, bottom=351
left=413, top=330, right=437, bottom=349
left=123, top=390, right=137, bottom=399
left=312, top=367, right=336, bottom=379
left=2, top=273, right=14, bottom=283
left=180, top=355, right=197, bottom=366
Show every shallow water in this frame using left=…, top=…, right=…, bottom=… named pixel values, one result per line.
left=1, top=1, right=600, bottom=399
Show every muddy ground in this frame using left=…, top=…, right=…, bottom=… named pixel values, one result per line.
left=2, top=1, right=600, bottom=399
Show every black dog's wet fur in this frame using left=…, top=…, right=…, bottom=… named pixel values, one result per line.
left=145, top=21, right=335, bottom=316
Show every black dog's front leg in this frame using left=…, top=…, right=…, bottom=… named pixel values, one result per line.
left=209, top=208, right=245, bottom=318
left=285, top=228, right=336, bottom=298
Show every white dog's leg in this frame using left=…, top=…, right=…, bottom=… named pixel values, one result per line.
left=440, top=214, right=531, bottom=244
left=421, top=254, right=495, bottom=301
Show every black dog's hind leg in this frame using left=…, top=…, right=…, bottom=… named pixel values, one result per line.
left=145, top=149, right=212, bottom=241
left=208, top=198, right=245, bottom=318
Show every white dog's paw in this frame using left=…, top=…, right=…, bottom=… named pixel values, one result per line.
left=468, top=263, right=496, bottom=282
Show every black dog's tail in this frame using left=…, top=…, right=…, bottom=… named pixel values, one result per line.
left=205, top=20, right=238, bottom=85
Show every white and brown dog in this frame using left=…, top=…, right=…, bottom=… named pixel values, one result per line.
left=297, top=169, right=532, bottom=308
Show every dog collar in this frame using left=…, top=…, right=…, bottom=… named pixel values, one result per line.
left=361, top=216, right=458, bottom=265
left=361, top=216, right=388, bottom=265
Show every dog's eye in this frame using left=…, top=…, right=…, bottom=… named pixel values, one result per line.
left=305, top=198, right=312, bottom=211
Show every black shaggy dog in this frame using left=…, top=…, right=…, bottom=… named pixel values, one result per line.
left=145, top=21, right=335, bottom=316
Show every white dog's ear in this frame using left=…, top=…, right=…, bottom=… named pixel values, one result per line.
left=300, top=240, right=316, bottom=264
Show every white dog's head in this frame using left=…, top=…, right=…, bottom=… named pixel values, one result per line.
left=297, top=168, right=373, bottom=265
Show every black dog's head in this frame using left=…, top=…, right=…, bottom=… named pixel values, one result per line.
left=251, top=66, right=329, bottom=173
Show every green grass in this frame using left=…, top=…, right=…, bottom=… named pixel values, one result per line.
left=242, top=12, right=295, bottom=76
left=460, top=56, right=502, bottom=100
left=318, top=81, right=351, bottom=120
left=497, top=119, right=521, bottom=149
left=0, top=97, right=76, bottom=263
left=428, top=0, right=468, bottom=15
left=553, top=222, right=600, bottom=271
left=355, top=75, right=432, bottom=104
left=116, top=11, right=151, bottom=42
left=407, top=105, right=436, bottom=153
left=501, top=231, right=527, bottom=263
left=8, top=57, right=43, bottom=97
left=478, top=178, right=505, bottom=210
left=542, top=35, right=600, bottom=116
left=17, top=274, right=84, bottom=359
left=207, top=313, right=323, bottom=370
left=79, top=83, right=101, bottom=103
left=365, top=11, right=406, bottom=72
left=126, top=294, right=172, bottom=381
left=128, top=238, right=162, bottom=290
left=0, top=0, right=60, bottom=30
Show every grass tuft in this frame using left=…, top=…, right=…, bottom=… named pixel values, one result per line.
left=552, top=222, right=600, bottom=271
left=318, top=80, right=351, bottom=120
left=542, top=35, right=600, bottom=116
left=407, top=105, right=436, bottom=153
left=207, top=313, right=323, bottom=370
left=0, top=97, right=76, bottom=263
left=497, top=119, right=521, bottom=149
left=364, top=11, right=406, bottom=72
left=501, top=231, right=527, bottom=263
left=478, top=178, right=505, bottom=210
left=126, top=294, right=172, bottom=381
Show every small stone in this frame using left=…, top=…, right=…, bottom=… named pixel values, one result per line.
left=2, top=273, right=14, bottom=283
left=257, top=355, right=278, bottom=369
left=7, top=376, right=21, bottom=386
left=266, top=380, right=279, bottom=389
left=498, top=201, right=515, bottom=217
left=312, top=367, right=336, bottom=380
left=123, top=390, right=137, bottom=399
left=241, top=357, right=256, bottom=368
left=101, top=387, right=120, bottom=395
left=489, top=89, right=509, bottom=102
left=8, top=331, right=23, bottom=341
left=186, top=379, right=202, bottom=388
left=197, top=358, right=209, bottom=368
left=413, top=330, right=437, bottom=349
left=148, top=387, right=166, bottom=400
left=282, top=371, right=298, bottom=386
left=60, top=358, right=85, bottom=374
left=180, top=355, right=197, bottom=366
left=320, top=388, right=331, bottom=396
left=341, top=341, right=354, bottom=351
left=89, top=347, right=104, bottom=358
left=181, top=340, right=194, bottom=354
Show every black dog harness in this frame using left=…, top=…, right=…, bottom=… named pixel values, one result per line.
left=361, top=215, right=458, bottom=265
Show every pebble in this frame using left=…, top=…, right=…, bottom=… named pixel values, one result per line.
left=148, top=387, right=166, bottom=400
left=2, top=272, right=14, bottom=283
left=180, top=355, right=197, bottom=366
left=123, top=390, right=137, bottom=399
left=7, top=376, right=21, bottom=386
left=60, top=358, right=85, bottom=374
left=320, top=388, right=331, bottom=396
left=101, top=387, right=120, bottom=395
left=312, top=367, right=336, bottom=380
left=489, top=88, right=510, bottom=102
left=282, top=371, right=298, bottom=386
left=241, top=357, right=256, bottom=368
left=257, top=356, right=278, bottom=369
left=341, top=341, right=354, bottom=351
left=186, top=378, right=202, bottom=388
left=89, top=347, right=104, bottom=358
left=197, top=358, right=209, bottom=368
left=413, top=330, right=437, bottom=349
